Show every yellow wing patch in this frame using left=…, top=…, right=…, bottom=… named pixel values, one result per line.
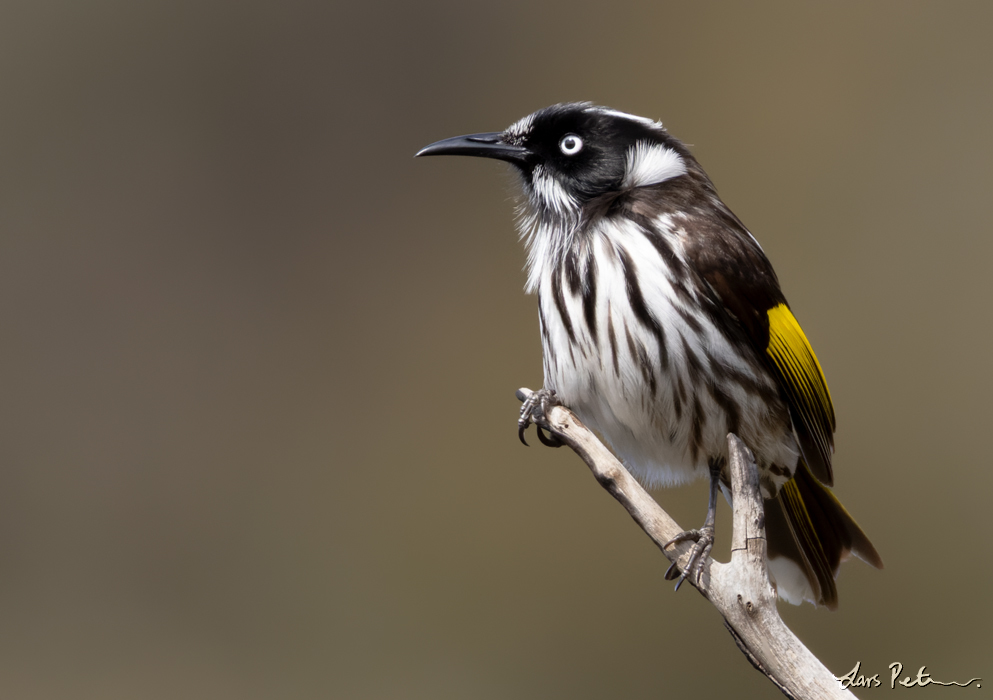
left=766, top=303, right=836, bottom=484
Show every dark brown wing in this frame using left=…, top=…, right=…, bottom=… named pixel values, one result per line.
left=685, top=207, right=835, bottom=485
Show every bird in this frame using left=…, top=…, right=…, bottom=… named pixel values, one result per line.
left=416, top=102, right=882, bottom=608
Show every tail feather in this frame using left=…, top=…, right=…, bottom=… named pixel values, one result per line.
left=766, top=460, right=883, bottom=609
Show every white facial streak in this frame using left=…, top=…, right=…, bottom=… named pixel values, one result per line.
left=518, top=164, right=581, bottom=293
left=505, top=113, right=535, bottom=142
left=594, top=107, right=663, bottom=130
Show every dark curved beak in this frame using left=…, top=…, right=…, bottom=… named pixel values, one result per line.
left=415, top=132, right=529, bottom=164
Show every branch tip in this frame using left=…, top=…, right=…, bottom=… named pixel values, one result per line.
left=516, top=399, right=855, bottom=699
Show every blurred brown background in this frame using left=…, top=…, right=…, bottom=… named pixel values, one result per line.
left=0, top=1, right=990, bottom=697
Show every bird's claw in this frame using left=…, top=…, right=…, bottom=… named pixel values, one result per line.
left=517, top=388, right=564, bottom=448
left=663, top=526, right=715, bottom=591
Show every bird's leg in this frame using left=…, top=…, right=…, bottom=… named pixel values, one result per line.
left=516, top=388, right=564, bottom=448
left=663, top=459, right=722, bottom=590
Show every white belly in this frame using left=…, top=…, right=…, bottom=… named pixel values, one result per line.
left=536, top=219, right=799, bottom=490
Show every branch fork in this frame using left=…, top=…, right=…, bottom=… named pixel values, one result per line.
left=516, top=387, right=854, bottom=700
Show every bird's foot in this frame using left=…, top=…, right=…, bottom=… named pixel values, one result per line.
left=663, top=526, right=715, bottom=591
left=515, top=388, right=564, bottom=448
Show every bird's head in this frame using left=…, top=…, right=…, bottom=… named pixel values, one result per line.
left=417, top=102, right=695, bottom=219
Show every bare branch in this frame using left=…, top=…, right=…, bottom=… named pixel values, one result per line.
left=517, top=388, right=854, bottom=700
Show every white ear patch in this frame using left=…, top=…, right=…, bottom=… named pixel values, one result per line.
left=623, top=141, right=687, bottom=188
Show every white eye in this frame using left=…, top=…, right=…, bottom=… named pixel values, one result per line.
left=559, top=134, right=583, bottom=155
